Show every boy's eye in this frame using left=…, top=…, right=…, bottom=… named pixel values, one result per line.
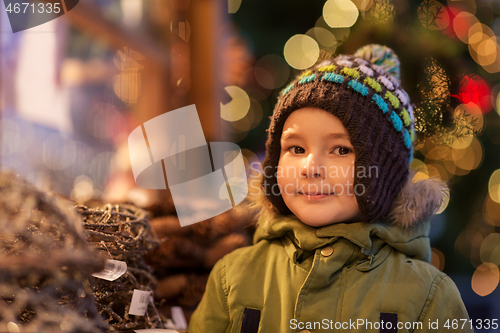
left=287, top=146, right=305, bottom=154
left=332, top=147, right=352, bottom=156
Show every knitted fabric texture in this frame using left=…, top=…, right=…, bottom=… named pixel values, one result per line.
left=261, top=44, right=416, bottom=223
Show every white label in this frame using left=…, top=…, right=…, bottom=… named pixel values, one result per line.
left=129, top=289, right=151, bottom=316
left=92, top=259, right=127, bottom=281
left=171, top=306, right=187, bottom=330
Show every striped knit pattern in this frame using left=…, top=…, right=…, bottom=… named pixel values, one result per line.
left=262, top=45, right=415, bottom=223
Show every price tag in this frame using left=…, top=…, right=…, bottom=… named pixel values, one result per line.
left=92, top=259, right=127, bottom=281
left=129, top=289, right=151, bottom=316
left=171, top=306, right=187, bottom=330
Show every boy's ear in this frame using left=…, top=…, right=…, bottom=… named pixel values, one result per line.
left=388, top=171, right=449, bottom=228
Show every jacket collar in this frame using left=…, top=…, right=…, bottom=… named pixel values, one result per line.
left=253, top=209, right=432, bottom=264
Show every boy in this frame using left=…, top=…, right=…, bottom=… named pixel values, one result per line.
left=189, top=45, right=472, bottom=332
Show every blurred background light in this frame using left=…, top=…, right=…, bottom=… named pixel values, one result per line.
left=483, top=196, right=500, bottom=227
left=418, top=0, right=450, bottom=30
left=113, top=71, right=141, bottom=105
left=70, top=174, right=94, bottom=203
left=283, top=34, right=320, bottom=70
left=488, top=169, right=500, bottom=204
left=221, top=86, right=251, bottom=122
left=453, top=76, right=491, bottom=114
left=351, top=0, right=373, bottom=12
left=479, top=233, right=500, bottom=266
left=306, top=27, right=337, bottom=50
left=315, top=17, right=351, bottom=42
left=228, top=0, right=242, bottom=14
left=112, top=48, right=144, bottom=105
left=471, top=262, right=499, bottom=297
left=254, top=54, right=290, bottom=90
left=451, top=136, right=483, bottom=171
left=453, top=11, right=478, bottom=43
left=431, top=247, right=446, bottom=271
left=323, top=0, right=359, bottom=28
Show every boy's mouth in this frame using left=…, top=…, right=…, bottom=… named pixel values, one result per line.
left=298, top=191, right=335, bottom=199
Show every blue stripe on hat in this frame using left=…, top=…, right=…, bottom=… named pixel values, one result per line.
left=372, top=94, right=389, bottom=114
left=348, top=80, right=369, bottom=96
left=321, top=73, right=344, bottom=84
left=390, top=111, right=403, bottom=132
left=299, top=74, right=317, bottom=84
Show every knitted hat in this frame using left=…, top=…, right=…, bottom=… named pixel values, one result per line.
left=261, top=44, right=416, bottom=223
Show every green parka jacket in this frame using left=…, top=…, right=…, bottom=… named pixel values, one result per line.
left=189, top=179, right=472, bottom=333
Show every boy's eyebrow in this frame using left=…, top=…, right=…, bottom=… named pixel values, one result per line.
left=281, top=132, right=350, bottom=141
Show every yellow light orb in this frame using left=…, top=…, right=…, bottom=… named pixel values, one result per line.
left=284, top=34, right=320, bottom=70
left=220, top=86, right=250, bottom=122
left=323, top=0, right=359, bottom=28
left=488, top=169, right=500, bottom=204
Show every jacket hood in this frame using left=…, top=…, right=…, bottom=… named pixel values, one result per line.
left=253, top=207, right=432, bottom=263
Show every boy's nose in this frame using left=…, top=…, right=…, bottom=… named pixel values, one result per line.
left=300, top=155, right=325, bottom=178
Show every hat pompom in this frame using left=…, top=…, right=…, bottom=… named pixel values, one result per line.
left=354, top=44, right=400, bottom=80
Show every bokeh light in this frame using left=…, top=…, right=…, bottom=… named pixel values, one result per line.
left=221, top=86, right=251, bottom=122
left=451, top=135, right=474, bottom=149
left=496, top=93, right=500, bottom=116
left=471, top=263, right=499, bottom=297
left=70, top=174, right=94, bottom=203
left=483, top=196, right=500, bottom=227
left=410, top=158, right=426, bottom=172
left=323, top=0, right=359, bottom=28
left=453, top=11, right=478, bottom=43
left=366, top=0, right=395, bottom=24
left=480, top=233, right=500, bottom=266
left=454, top=103, right=484, bottom=132
left=488, top=169, right=500, bottom=204
left=351, top=0, right=373, bottom=12
left=254, top=54, right=290, bottom=90
left=228, top=0, right=242, bottom=14
left=112, top=48, right=144, bottom=104
left=435, top=190, right=450, bottom=214
left=315, top=17, right=351, bottom=42
left=431, top=247, right=445, bottom=271
left=452, top=76, right=491, bottom=113
left=418, top=1, right=450, bottom=30
left=113, top=71, right=141, bottom=105
left=451, top=136, right=483, bottom=171
left=284, top=34, right=320, bottom=70
left=306, top=27, right=338, bottom=49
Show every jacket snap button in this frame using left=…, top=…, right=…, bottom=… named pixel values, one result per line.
left=321, top=246, right=334, bottom=257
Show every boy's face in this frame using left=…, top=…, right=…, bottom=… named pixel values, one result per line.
left=277, top=107, right=363, bottom=227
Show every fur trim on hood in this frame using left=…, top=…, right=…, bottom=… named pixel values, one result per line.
left=387, top=172, right=449, bottom=228
left=241, top=170, right=449, bottom=229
